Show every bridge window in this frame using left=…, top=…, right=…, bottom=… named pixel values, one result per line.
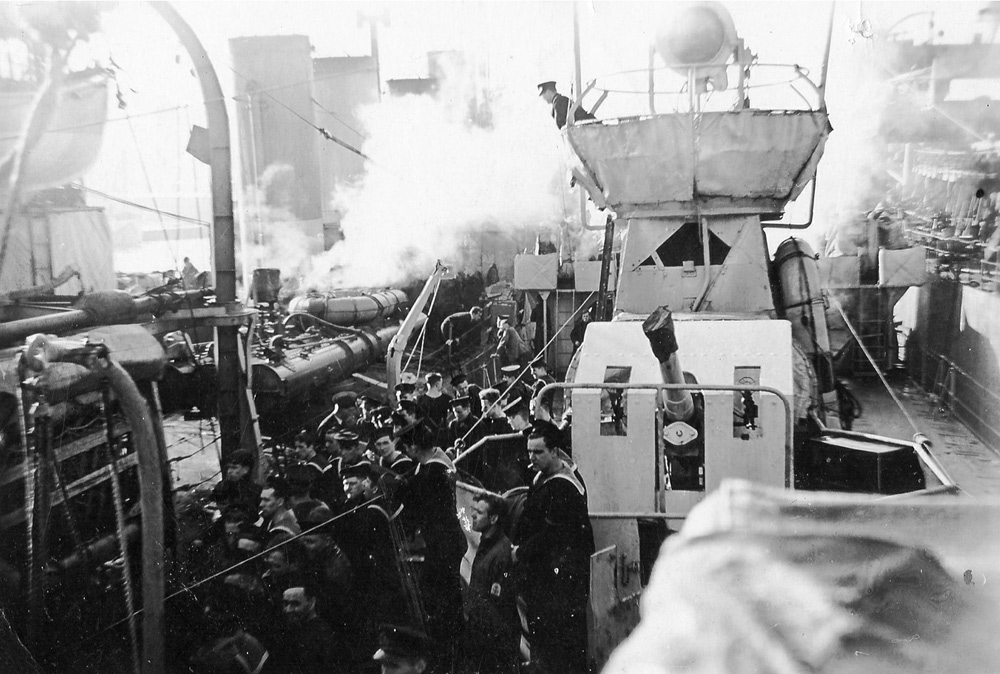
left=638, top=221, right=731, bottom=268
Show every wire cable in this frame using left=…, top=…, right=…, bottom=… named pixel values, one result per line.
left=456, top=293, right=596, bottom=448
left=69, top=183, right=210, bottom=226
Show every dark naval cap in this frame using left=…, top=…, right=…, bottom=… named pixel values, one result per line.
left=537, top=80, right=557, bottom=95
left=373, top=624, right=432, bottom=663
left=333, top=430, right=360, bottom=446
left=449, top=395, right=471, bottom=408
left=341, top=461, right=375, bottom=480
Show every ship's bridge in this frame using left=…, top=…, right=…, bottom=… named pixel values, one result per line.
left=562, top=1, right=832, bottom=316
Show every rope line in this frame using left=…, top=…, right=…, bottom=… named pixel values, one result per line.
left=69, top=183, right=210, bottom=226
left=829, top=294, right=922, bottom=437
left=64, top=492, right=387, bottom=651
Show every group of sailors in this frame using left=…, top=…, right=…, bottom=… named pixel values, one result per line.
left=180, top=359, right=593, bottom=674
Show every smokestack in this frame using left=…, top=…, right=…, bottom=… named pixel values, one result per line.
left=230, top=35, right=324, bottom=229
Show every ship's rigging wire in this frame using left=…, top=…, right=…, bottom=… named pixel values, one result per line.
left=227, top=64, right=373, bottom=162
left=100, top=385, right=142, bottom=674
left=124, top=113, right=180, bottom=274
left=0, top=64, right=380, bottom=143
left=69, top=183, right=210, bottom=226
left=311, top=96, right=367, bottom=141
left=414, top=280, right=442, bottom=379
left=828, top=294, right=921, bottom=436
left=60, top=492, right=390, bottom=654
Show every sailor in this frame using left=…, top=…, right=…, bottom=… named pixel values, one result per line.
left=496, top=318, right=528, bottom=368
left=260, top=538, right=307, bottom=603
left=513, top=421, right=594, bottom=674
left=258, top=479, right=301, bottom=539
left=464, top=493, right=520, bottom=674
left=477, top=388, right=515, bottom=438
left=371, top=424, right=415, bottom=476
left=372, top=624, right=434, bottom=674
left=498, top=364, right=530, bottom=407
left=335, top=461, right=409, bottom=657
left=451, top=373, right=483, bottom=417
left=446, top=395, right=483, bottom=455
left=394, top=382, right=418, bottom=406
left=416, top=372, right=452, bottom=445
left=298, top=505, right=356, bottom=641
left=272, top=582, right=349, bottom=674
left=472, top=393, right=532, bottom=493
left=284, top=462, right=327, bottom=524
left=537, top=80, right=596, bottom=130
left=570, top=308, right=592, bottom=353
left=394, top=422, right=466, bottom=667
left=213, top=448, right=263, bottom=517
left=328, top=430, right=367, bottom=508
left=392, top=401, right=420, bottom=434
left=317, top=391, right=360, bottom=440
left=181, top=256, right=200, bottom=289
left=502, top=395, right=532, bottom=433
left=529, top=358, right=556, bottom=414
left=440, top=306, right=484, bottom=351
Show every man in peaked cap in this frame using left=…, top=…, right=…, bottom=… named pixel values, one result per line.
left=373, top=625, right=433, bottom=674
left=537, top=80, right=596, bottom=130
left=498, top=364, right=530, bottom=410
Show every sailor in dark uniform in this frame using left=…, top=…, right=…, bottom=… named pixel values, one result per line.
left=465, top=493, right=520, bottom=674
left=395, top=421, right=467, bottom=668
left=537, top=80, right=596, bottom=130
left=371, top=424, right=415, bottom=476
left=512, top=422, right=594, bottom=674
left=372, top=624, right=433, bottom=674
left=451, top=373, right=483, bottom=417
left=335, top=461, right=410, bottom=658
left=498, top=365, right=530, bottom=409
left=446, top=395, right=482, bottom=452
left=529, top=358, right=556, bottom=408
left=326, top=430, right=365, bottom=508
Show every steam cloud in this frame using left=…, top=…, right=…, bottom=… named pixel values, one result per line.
left=305, top=80, right=570, bottom=289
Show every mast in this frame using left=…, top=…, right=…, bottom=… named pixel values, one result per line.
left=149, top=2, right=254, bottom=463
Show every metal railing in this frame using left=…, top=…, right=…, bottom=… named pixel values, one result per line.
left=538, top=381, right=795, bottom=488
left=578, top=62, right=826, bottom=117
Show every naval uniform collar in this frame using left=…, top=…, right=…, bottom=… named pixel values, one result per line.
left=535, top=461, right=585, bottom=496
left=416, top=448, right=454, bottom=473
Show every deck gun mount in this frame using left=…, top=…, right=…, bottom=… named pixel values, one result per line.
left=545, top=2, right=914, bottom=666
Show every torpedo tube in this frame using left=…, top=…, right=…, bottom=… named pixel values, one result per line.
left=773, top=237, right=841, bottom=428
left=287, top=289, right=409, bottom=326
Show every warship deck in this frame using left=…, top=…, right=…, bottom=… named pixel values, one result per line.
left=850, top=375, right=1000, bottom=497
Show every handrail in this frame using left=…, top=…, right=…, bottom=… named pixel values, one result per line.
left=536, top=381, right=796, bottom=489
left=453, top=431, right=523, bottom=466
left=582, top=62, right=824, bottom=111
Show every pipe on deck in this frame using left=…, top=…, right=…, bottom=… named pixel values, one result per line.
left=0, top=289, right=210, bottom=348
left=287, top=289, right=408, bottom=326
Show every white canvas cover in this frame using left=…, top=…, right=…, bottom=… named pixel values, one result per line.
left=604, top=480, right=1000, bottom=674
left=567, top=110, right=829, bottom=211
left=0, top=207, right=114, bottom=295
left=0, top=73, right=109, bottom=194
left=878, top=247, right=928, bottom=287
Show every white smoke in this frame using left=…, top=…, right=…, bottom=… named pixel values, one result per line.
left=240, top=163, right=317, bottom=284
left=306, top=78, right=569, bottom=289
